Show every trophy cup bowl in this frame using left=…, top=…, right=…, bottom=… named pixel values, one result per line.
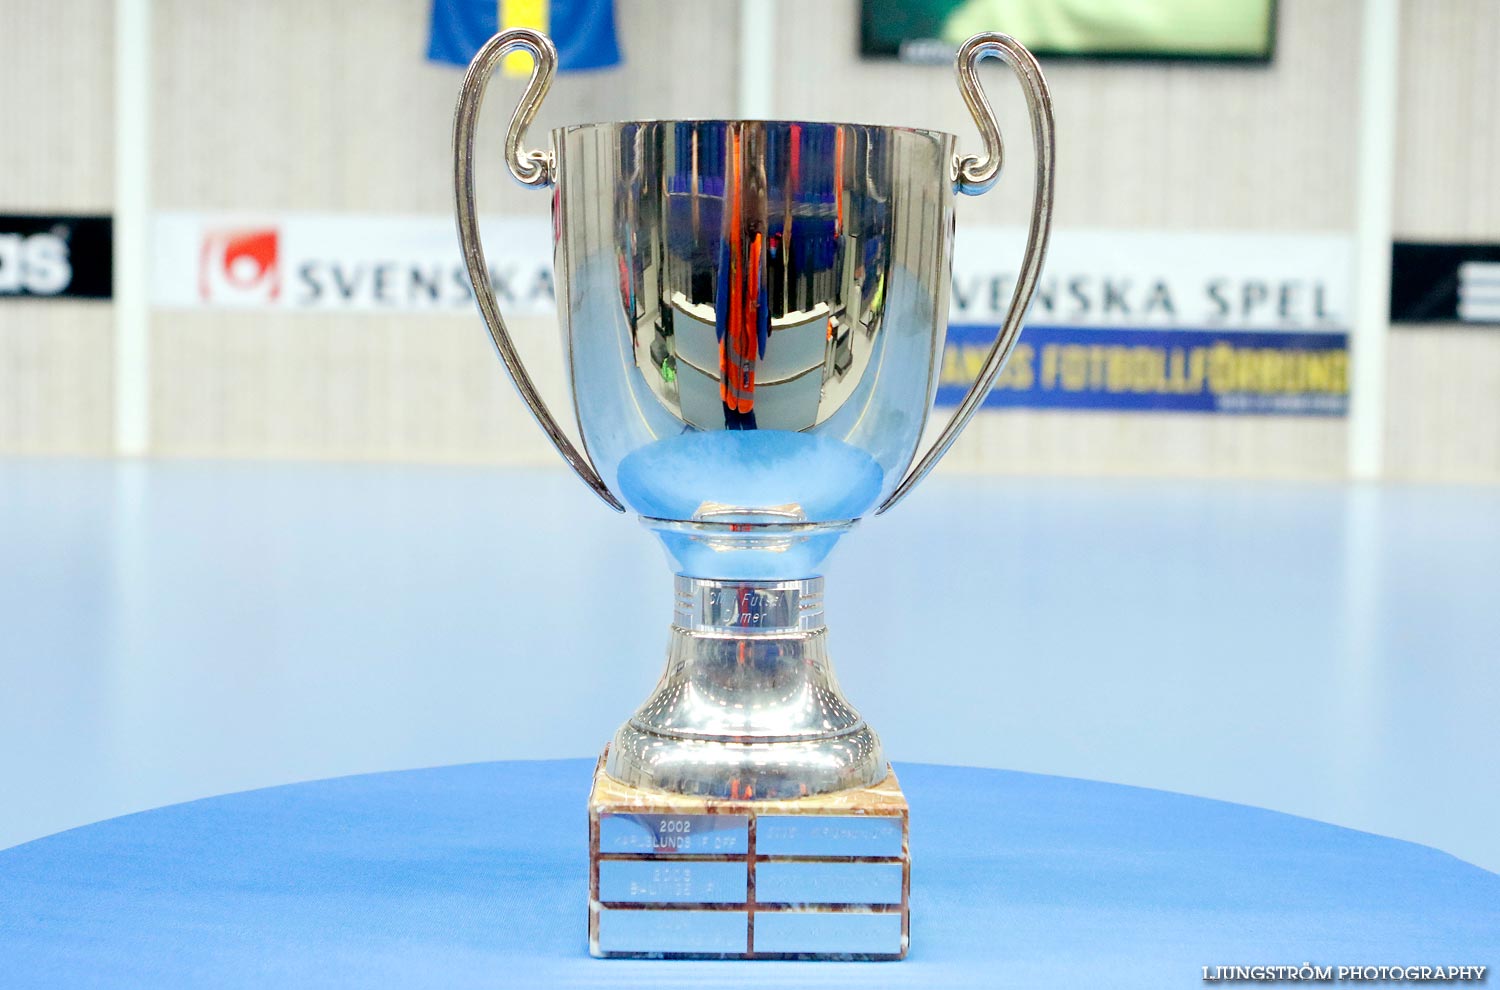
left=454, top=26, right=1053, bottom=958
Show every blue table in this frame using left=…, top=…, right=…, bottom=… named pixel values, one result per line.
left=1, top=760, right=1495, bottom=988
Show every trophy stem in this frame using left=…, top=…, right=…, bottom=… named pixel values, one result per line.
left=604, top=575, right=886, bottom=799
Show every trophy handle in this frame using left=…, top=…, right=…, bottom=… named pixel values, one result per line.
left=453, top=28, right=626, bottom=511
left=876, top=33, right=1056, bottom=515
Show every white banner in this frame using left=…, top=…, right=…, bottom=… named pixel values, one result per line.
left=152, top=213, right=1353, bottom=332
left=151, top=212, right=553, bottom=314
left=952, top=227, right=1353, bottom=332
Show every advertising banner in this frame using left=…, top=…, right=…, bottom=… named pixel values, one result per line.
left=0, top=214, right=112, bottom=300
left=1391, top=242, right=1500, bottom=325
left=151, top=213, right=554, bottom=315
left=943, top=228, right=1352, bottom=416
left=153, top=214, right=1352, bottom=416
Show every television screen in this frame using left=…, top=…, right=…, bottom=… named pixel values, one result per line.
left=860, top=0, right=1276, bottom=64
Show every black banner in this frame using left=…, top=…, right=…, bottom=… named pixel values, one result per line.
left=0, top=214, right=112, bottom=300
left=1391, top=241, right=1500, bottom=326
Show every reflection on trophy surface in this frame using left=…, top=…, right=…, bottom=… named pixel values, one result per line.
left=454, top=25, right=1053, bottom=959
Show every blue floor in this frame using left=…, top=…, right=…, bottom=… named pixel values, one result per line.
left=1, top=458, right=1497, bottom=873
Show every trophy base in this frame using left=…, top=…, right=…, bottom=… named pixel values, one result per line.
left=588, top=750, right=910, bottom=960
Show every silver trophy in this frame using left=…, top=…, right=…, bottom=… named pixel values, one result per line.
left=454, top=27, right=1053, bottom=959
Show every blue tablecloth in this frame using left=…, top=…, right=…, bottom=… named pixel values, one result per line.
left=1, top=760, right=1495, bottom=988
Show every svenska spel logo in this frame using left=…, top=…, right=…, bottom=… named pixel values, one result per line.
left=199, top=227, right=280, bottom=303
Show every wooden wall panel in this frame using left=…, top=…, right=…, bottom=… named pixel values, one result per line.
left=774, top=0, right=1360, bottom=233
left=1386, top=328, right=1500, bottom=483
left=0, top=0, right=115, bottom=455
left=774, top=0, right=1359, bottom=479
left=1387, top=0, right=1500, bottom=481
left=6, top=0, right=1495, bottom=482
left=148, top=313, right=566, bottom=464
left=148, top=0, right=738, bottom=462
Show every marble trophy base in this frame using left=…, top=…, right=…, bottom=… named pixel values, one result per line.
left=587, top=751, right=910, bottom=960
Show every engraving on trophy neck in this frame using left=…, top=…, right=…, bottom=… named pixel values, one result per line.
left=673, top=575, right=825, bottom=634
left=692, top=500, right=807, bottom=524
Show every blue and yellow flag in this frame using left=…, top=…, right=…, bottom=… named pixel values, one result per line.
left=427, top=0, right=621, bottom=74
